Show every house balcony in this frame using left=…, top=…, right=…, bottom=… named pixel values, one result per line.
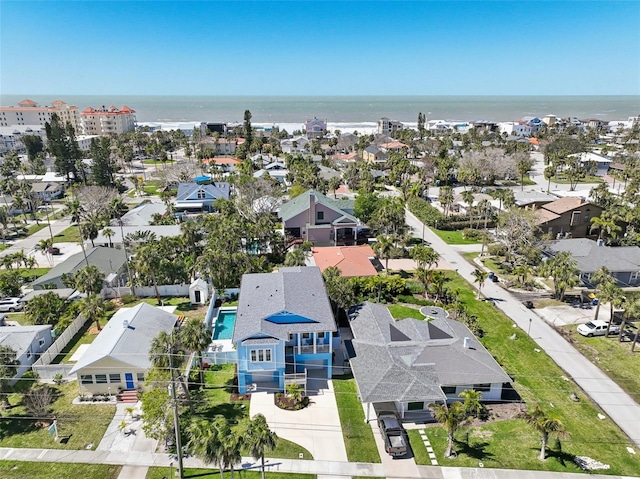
left=299, top=344, right=330, bottom=354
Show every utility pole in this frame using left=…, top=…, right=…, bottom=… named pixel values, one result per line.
left=168, top=344, right=184, bottom=479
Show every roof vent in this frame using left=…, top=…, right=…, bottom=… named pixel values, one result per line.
left=597, top=238, right=604, bottom=247
left=123, top=320, right=129, bottom=329
left=463, top=337, right=471, bottom=349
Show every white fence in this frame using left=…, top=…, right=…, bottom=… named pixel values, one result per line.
left=32, top=313, right=89, bottom=379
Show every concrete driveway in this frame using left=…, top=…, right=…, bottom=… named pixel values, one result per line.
left=406, top=208, right=640, bottom=448
left=249, top=374, right=348, bottom=462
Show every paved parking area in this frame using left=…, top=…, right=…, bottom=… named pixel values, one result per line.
left=536, top=303, right=609, bottom=326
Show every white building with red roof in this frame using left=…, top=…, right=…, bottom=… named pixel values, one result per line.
left=80, top=105, right=136, bottom=135
left=0, top=99, right=80, bottom=132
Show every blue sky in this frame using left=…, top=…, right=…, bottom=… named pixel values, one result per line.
left=1, top=1, right=639, bottom=96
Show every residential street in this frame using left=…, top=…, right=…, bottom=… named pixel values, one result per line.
left=405, top=209, right=640, bottom=448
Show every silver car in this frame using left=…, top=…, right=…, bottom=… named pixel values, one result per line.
left=0, top=297, right=23, bottom=312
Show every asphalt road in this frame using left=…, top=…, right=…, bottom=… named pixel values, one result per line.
left=405, top=209, right=640, bottom=448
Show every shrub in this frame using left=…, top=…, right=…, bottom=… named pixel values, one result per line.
left=120, top=294, right=136, bottom=304
left=462, top=228, right=484, bottom=240
left=487, top=243, right=507, bottom=257
left=407, top=197, right=444, bottom=226
left=53, top=373, right=65, bottom=385
left=23, top=384, right=56, bottom=417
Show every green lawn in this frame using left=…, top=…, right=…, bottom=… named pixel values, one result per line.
left=53, top=225, right=81, bottom=243
left=142, top=159, right=176, bottom=165
left=412, top=272, right=640, bottom=474
left=18, top=267, right=51, bottom=282
left=131, top=297, right=207, bottom=322
left=387, top=304, right=426, bottom=320
left=192, top=365, right=312, bottom=461
left=558, top=325, right=640, bottom=399
left=552, top=175, right=603, bottom=185
left=27, top=223, right=48, bottom=236
left=147, top=468, right=315, bottom=479
left=0, top=462, right=121, bottom=479
left=0, top=244, right=7, bottom=251
left=332, top=376, right=380, bottom=463
left=0, top=382, right=114, bottom=450
left=431, top=228, right=480, bottom=245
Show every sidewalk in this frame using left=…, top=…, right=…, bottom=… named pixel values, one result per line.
left=1, top=447, right=638, bottom=479
left=405, top=209, right=640, bottom=448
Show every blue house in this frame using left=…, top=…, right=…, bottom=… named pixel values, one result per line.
left=232, top=266, right=338, bottom=394
left=174, top=182, right=231, bottom=213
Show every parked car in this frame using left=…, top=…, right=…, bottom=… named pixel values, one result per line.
left=377, top=411, right=408, bottom=457
left=577, top=320, right=620, bottom=337
left=48, top=247, right=60, bottom=255
left=523, top=300, right=534, bottom=309
left=0, top=297, right=23, bottom=312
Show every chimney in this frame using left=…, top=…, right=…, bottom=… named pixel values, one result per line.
left=309, top=192, right=315, bottom=226
left=463, top=337, right=471, bottom=349
left=122, top=320, right=129, bottom=329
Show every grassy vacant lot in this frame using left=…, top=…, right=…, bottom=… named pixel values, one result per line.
left=431, top=229, right=480, bottom=245
left=0, top=382, right=113, bottom=450
left=53, top=225, right=81, bottom=243
left=147, top=468, right=315, bottom=479
left=559, top=325, right=640, bottom=399
left=332, top=376, right=380, bottom=463
left=193, top=365, right=312, bottom=460
left=407, top=272, right=640, bottom=475
left=388, top=304, right=426, bottom=320
left=0, top=462, right=121, bottom=479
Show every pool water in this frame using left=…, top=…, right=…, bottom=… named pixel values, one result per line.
left=213, top=310, right=236, bottom=340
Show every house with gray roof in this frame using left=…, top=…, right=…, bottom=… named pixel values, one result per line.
left=233, top=266, right=338, bottom=394
left=279, top=189, right=361, bottom=246
left=0, top=325, right=53, bottom=382
left=31, top=246, right=127, bottom=290
left=68, top=303, right=178, bottom=395
left=546, top=238, right=640, bottom=288
left=348, top=302, right=511, bottom=421
left=174, top=181, right=230, bottom=213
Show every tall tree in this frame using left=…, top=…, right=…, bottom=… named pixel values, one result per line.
left=538, top=252, right=579, bottom=301
left=519, top=406, right=568, bottom=460
left=179, top=318, right=211, bottom=387
left=429, top=401, right=466, bottom=458
left=619, top=298, right=640, bottom=343
left=74, top=265, right=105, bottom=295
left=245, top=414, right=278, bottom=479
left=516, top=156, right=534, bottom=191
left=187, top=418, right=224, bottom=476
left=472, top=269, right=489, bottom=299
left=80, top=294, right=106, bottom=331
left=373, top=235, right=394, bottom=271
left=45, top=113, right=81, bottom=183
left=89, top=136, right=117, bottom=186
left=590, top=267, right=615, bottom=321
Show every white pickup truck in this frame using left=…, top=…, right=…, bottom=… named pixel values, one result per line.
left=577, top=320, right=620, bottom=337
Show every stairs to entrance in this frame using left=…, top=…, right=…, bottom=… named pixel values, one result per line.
left=117, top=390, right=138, bottom=403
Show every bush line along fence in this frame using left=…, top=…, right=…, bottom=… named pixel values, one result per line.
left=32, top=313, right=88, bottom=380
left=407, top=197, right=497, bottom=231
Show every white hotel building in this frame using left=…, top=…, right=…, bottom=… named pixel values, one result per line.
left=80, top=105, right=137, bottom=135
left=0, top=99, right=81, bottom=132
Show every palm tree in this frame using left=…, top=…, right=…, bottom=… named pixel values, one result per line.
left=188, top=419, right=224, bottom=475
left=215, top=417, right=242, bottom=479
left=590, top=212, right=622, bottom=244
left=429, top=401, right=466, bottom=458
left=80, top=294, right=105, bottom=331
left=37, top=238, right=54, bottom=267
left=328, top=176, right=341, bottom=198
left=179, top=318, right=211, bottom=387
left=472, top=269, right=489, bottom=299
left=461, top=190, right=474, bottom=228
left=245, top=414, right=278, bottom=479
left=102, top=227, right=115, bottom=248
left=284, top=248, right=307, bottom=267
left=519, top=406, right=568, bottom=460
left=619, top=298, right=640, bottom=343
left=374, top=235, right=394, bottom=271
left=133, top=243, right=162, bottom=304
left=149, top=330, right=193, bottom=411
left=599, top=282, right=625, bottom=338
left=458, top=388, right=486, bottom=419
left=74, top=265, right=105, bottom=295
left=590, top=267, right=615, bottom=322
left=411, top=244, right=439, bottom=271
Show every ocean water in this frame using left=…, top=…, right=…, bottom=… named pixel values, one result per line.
left=1, top=94, right=638, bottom=125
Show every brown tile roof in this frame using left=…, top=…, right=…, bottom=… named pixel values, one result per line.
left=535, top=209, right=561, bottom=225
left=541, top=197, right=589, bottom=215
left=312, top=245, right=377, bottom=277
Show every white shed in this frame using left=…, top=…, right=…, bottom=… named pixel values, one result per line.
left=189, top=278, right=209, bottom=305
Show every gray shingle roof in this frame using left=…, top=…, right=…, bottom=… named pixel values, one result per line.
left=232, top=267, right=336, bottom=343
left=0, top=325, right=52, bottom=359
left=278, top=189, right=355, bottom=222
left=69, top=303, right=178, bottom=374
left=176, top=182, right=230, bottom=201
left=31, top=247, right=127, bottom=288
left=547, top=238, right=640, bottom=273
left=348, top=302, right=510, bottom=404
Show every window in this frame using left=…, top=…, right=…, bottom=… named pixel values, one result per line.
left=95, top=374, right=108, bottom=384
left=288, top=333, right=294, bottom=341
left=250, top=349, right=272, bottom=362
left=442, top=386, right=456, bottom=395
left=302, top=333, right=311, bottom=340
left=109, top=373, right=121, bottom=383
left=317, top=211, right=324, bottom=221
left=39, top=338, right=46, bottom=347
left=474, top=384, right=491, bottom=392
left=631, top=272, right=640, bottom=281
left=408, top=401, right=424, bottom=411
left=26, top=350, right=32, bottom=360
left=197, top=189, right=206, bottom=199
left=571, top=211, right=581, bottom=225
left=81, top=375, right=93, bottom=385
left=317, top=332, right=326, bottom=339
left=137, top=373, right=145, bottom=382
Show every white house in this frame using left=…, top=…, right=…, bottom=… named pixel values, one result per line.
left=68, top=303, right=178, bottom=395
left=0, top=325, right=53, bottom=382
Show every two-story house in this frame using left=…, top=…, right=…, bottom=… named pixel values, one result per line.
left=233, top=266, right=338, bottom=394
left=174, top=181, right=231, bottom=213
left=534, top=196, right=603, bottom=239
left=279, top=189, right=361, bottom=246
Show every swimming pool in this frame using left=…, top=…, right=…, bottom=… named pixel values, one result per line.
left=213, top=309, right=237, bottom=340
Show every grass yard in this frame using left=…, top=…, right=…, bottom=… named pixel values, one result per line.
left=410, top=271, right=640, bottom=475
left=192, top=365, right=312, bottom=461
left=26, top=223, right=48, bottom=236
left=0, top=462, right=121, bottom=479
left=552, top=175, right=603, bottom=185
left=430, top=228, right=480, bottom=245
left=130, top=297, right=207, bottom=322
left=332, top=376, right=380, bottom=463
left=387, top=304, right=426, bottom=320
left=0, top=382, right=114, bottom=450
left=55, top=311, right=116, bottom=364
left=558, top=325, right=640, bottom=399
left=147, top=468, right=316, bottom=479
left=18, top=267, right=51, bottom=282
left=53, top=225, right=81, bottom=243
left=0, top=244, right=7, bottom=251
left=142, top=159, right=176, bottom=165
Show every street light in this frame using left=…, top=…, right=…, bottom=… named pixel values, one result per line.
left=528, top=317, right=533, bottom=337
